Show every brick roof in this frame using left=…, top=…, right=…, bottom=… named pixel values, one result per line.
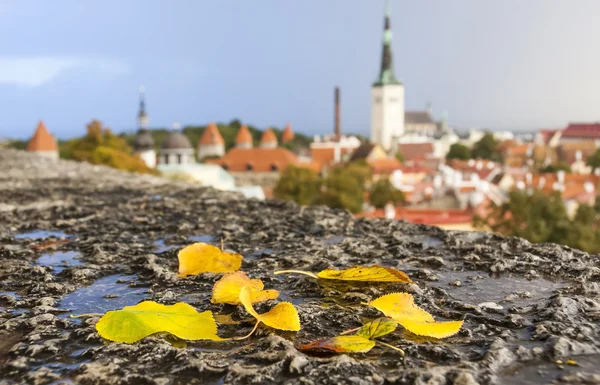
left=261, top=128, right=278, bottom=144
left=368, top=158, right=402, bottom=174
left=199, top=122, right=224, bottom=145
left=562, top=123, right=600, bottom=139
left=206, top=147, right=298, bottom=172
left=282, top=123, right=294, bottom=143
left=235, top=125, right=253, bottom=144
left=27, top=121, right=58, bottom=152
left=397, top=142, right=434, bottom=161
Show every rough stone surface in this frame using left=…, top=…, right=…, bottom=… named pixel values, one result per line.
left=1, top=148, right=600, bottom=384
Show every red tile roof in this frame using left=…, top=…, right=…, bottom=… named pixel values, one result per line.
left=368, top=158, right=402, bottom=174
left=199, top=122, right=224, bottom=145
left=562, top=123, right=600, bottom=139
left=310, top=147, right=354, bottom=168
left=261, top=128, right=278, bottom=144
left=398, top=142, right=434, bottom=161
left=282, top=123, right=294, bottom=143
left=27, top=121, right=58, bottom=152
left=538, top=129, right=561, bottom=144
left=358, top=207, right=473, bottom=225
left=206, top=147, right=298, bottom=172
left=235, top=125, right=253, bottom=144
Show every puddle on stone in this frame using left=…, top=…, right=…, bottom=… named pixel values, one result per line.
left=154, top=239, right=177, bottom=253
left=15, top=230, right=68, bottom=240
left=279, top=290, right=304, bottom=305
left=37, top=251, right=84, bottom=273
left=502, top=353, right=600, bottom=384
left=324, top=236, right=346, bottom=246
left=432, top=270, right=564, bottom=306
left=395, top=234, right=444, bottom=248
left=189, top=235, right=213, bottom=243
left=149, top=194, right=163, bottom=200
left=59, top=274, right=148, bottom=316
left=246, top=248, right=273, bottom=261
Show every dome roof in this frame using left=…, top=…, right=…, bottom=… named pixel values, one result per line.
left=161, top=131, right=192, bottom=150
left=134, top=129, right=154, bottom=151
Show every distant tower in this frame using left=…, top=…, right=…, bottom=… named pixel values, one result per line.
left=370, top=1, right=405, bottom=151
left=282, top=123, right=294, bottom=144
left=197, top=122, right=225, bottom=159
left=260, top=128, right=278, bottom=149
left=159, top=122, right=194, bottom=165
left=133, top=86, right=156, bottom=168
left=235, top=124, right=253, bottom=149
left=334, top=87, right=341, bottom=140
left=26, top=121, right=59, bottom=160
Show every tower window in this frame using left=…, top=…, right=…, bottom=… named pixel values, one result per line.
left=222, top=164, right=229, bottom=171
left=270, top=164, right=279, bottom=172
left=177, top=154, right=182, bottom=164
left=374, top=97, right=382, bottom=103
left=389, top=97, right=398, bottom=102
left=246, top=163, right=254, bottom=171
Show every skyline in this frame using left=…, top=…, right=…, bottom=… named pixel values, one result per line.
left=1, top=0, right=600, bottom=139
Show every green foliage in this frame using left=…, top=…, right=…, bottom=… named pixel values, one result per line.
left=3, top=139, right=27, bottom=150
left=394, top=152, right=404, bottom=163
left=539, top=163, right=572, bottom=173
left=475, top=189, right=600, bottom=253
left=472, top=133, right=502, bottom=162
left=274, top=162, right=371, bottom=214
left=274, top=165, right=321, bottom=206
left=369, top=179, right=405, bottom=209
left=446, top=143, right=472, bottom=160
left=586, top=148, right=600, bottom=170
left=63, top=120, right=157, bottom=175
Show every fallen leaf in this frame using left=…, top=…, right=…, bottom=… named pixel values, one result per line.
left=237, top=285, right=300, bottom=338
left=356, top=318, right=397, bottom=339
left=213, top=313, right=242, bottom=325
left=298, top=335, right=375, bottom=353
left=178, top=242, right=242, bottom=277
left=96, top=301, right=225, bottom=343
left=274, top=265, right=412, bottom=283
left=31, top=239, right=71, bottom=251
left=368, top=293, right=463, bottom=339
left=211, top=271, right=279, bottom=305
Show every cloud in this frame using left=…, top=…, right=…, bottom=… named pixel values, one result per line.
left=0, top=56, right=130, bottom=87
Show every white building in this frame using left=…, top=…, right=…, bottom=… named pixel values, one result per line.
left=370, top=4, right=404, bottom=151
left=158, top=123, right=195, bottom=165
left=133, top=87, right=156, bottom=168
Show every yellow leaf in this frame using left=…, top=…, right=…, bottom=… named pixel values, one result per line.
left=178, top=242, right=242, bottom=277
left=368, top=293, right=434, bottom=323
left=356, top=317, right=397, bottom=339
left=399, top=319, right=463, bottom=339
left=368, top=293, right=462, bottom=339
left=211, top=271, right=279, bottom=305
left=238, top=285, right=300, bottom=336
left=96, top=301, right=225, bottom=343
left=298, top=335, right=375, bottom=353
left=274, top=265, right=412, bottom=283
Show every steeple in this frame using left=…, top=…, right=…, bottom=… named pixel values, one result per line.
left=374, top=1, right=401, bottom=86
left=137, top=86, right=149, bottom=129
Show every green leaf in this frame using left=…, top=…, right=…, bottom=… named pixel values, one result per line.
left=356, top=317, right=397, bottom=339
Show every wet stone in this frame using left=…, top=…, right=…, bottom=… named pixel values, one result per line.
left=0, top=148, right=599, bottom=384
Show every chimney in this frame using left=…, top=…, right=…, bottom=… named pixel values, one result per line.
left=334, top=87, right=341, bottom=140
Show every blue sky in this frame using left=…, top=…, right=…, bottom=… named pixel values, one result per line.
left=1, top=0, right=600, bottom=139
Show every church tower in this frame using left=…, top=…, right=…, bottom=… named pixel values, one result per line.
left=133, top=86, right=156, bottom=168
left=370, top=1, right=404, bottom=151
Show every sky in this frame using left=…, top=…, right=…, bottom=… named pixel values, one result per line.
left=1, top=0, right=600, bottom=139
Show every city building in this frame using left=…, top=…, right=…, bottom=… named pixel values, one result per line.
left=158, top=123, right=195, bottom=165
left=26, top=121, right=59, bottom=160
left=133, top=87, right=156, bottom=168
left=197, top=122, right=225, bottom=159
left=235, top=125, right=254, bottom=149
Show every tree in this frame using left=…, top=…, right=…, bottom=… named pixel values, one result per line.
left=63, top=120, right=157, bottom=175
left=395, top=152, right=404, bottom=163
left=539, top=163, right=572, bottom=173
left=474, top=189, right=600, bottom=253
left=472, top=133, right=501, bottom=161
left=274, top=165, right=320, bottom=205
left=587, top=149, right=600, bottom=170
left=446, top=143, right=472, bottom=160
left=369, top=179, right=405, bottom=209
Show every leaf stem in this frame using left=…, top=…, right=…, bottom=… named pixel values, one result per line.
left=233, top=320, right=261, bottom=341
left=339, top=327, right=361, bottom=335
left=376, top=340, right=405, bottom=356
left=273, top=270, right=319, bottom=279
left=69, top=313, right=103, bottom=318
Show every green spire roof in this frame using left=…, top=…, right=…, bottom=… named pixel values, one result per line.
left=373, top=1, right=401, bottom=86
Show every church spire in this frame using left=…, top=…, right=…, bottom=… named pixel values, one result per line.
left=137, top=86, right=149, bottom=130
left=374, top=0, right=401, bottom=86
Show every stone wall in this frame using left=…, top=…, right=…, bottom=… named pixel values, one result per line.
left=231, top=171, right=280, bottom=188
